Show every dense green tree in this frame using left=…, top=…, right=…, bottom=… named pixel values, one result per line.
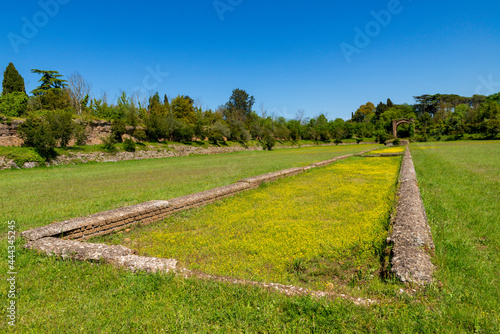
left=352, top=102, right=375, bottom=122
left=45, top=109, right=75, bottom=147
left=30, top=69, right=70, bottom=110
left=224, top=89, right=255, bottom=123
left=486, top=92, right=500, bottom=103
left=171, top=95, right=196, bottom=124
left=2, top=63, right=26, bottom=95
left=163, top=94, right=170, bottom=112
left=148, top=92, right=163, bottom=115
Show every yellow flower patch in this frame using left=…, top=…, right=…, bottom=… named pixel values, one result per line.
left=370, top=146, right=406, bottom=154
left=131, top=156, right=401, bottom=286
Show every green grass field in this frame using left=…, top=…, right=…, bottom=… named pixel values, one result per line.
left=0, top=141, right=498, bottom=332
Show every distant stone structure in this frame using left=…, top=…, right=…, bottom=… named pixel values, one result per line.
left=392, top=118, right=414, bottom=138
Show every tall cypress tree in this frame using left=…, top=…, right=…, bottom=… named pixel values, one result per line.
left=2, top=62, right=26, bottom=95
left=163, top=94, right=170, bottom=113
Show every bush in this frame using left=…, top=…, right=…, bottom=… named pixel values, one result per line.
left=74, top=122, right=88, bottom=146
left=17, top=116, right=57, bottom=160
left=133, top=128, right=148, bottom=142
left=334, top=138, right=343, bottom=145
left=123, top=138, right=136, bottom=152
left=0, top=92, right=28, bottom=117
left=392, top=138, right=400, bottom=146
left=415, top=134, right=428, bottom=142
left=111, top=119, right=126, bottom=143
left=376, top=132, right=388, bottom=145
left=172, top=121, right=194, bottom=142
left=356, top=138, right=363, bottom=144
left=145, top=114, right=175, bottom=142
left=101, top=135, right=116, bottom=152
left=260, top=132, right=276, bottom=151
left=45, top=109, right=74, bottom=147
left=208, top=121, right=231, bottom=145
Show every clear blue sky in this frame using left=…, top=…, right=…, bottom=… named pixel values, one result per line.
left=1, top=0, right=499, bottom=120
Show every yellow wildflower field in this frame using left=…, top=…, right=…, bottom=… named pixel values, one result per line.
left=120, top=156, right=402, bottom=288
left=369, top=146, right=406, bottom=154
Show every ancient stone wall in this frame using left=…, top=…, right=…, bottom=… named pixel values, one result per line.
left=390, top=147, right=435, bottom=284
left=0, top=120, right=23, bottom=146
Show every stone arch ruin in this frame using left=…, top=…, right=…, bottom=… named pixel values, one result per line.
left=392, top=118, right=414, bottom=138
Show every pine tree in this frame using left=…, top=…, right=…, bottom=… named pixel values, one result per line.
left=148, top=92, right=162, bottom=115
left=2, top=62, right=26, bottom=95
left=31, top=69, right=67, bottom=96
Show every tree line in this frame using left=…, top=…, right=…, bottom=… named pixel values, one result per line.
left=1, top=62, right=499, bottom=158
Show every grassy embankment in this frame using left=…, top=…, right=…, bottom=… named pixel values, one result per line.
left=0, top=141, right=498, bottom=332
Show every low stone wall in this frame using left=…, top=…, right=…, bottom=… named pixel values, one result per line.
left=24, top=237, right=178, bottom=273
left=390, top=147, right=435, bottom=285
left=22, top=151, right=373, bottom=243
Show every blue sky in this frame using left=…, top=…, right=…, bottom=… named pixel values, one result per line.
left=1, top=0, right=499, bottom=120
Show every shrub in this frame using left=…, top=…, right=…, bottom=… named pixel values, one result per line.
left=101, top=135, right=116, bottom=152
left=172, top=121, right=194, bottom=142
left=0, top=92, right=28, bottom=117
left=74, top=122, right=88, bottom=146
left=111, top=119, right=126, bottom=143
left=45, top=109, right=74, bottom=147
left=334, top=138, right=343, bottom=145
left=241, top=129, right=252, bottom=142
left=260, top=132, right=276, bottom=151
left=208, top=121, right=231, bottom=145
left=145, top=114, right=175, bottom=142
left=392, top=138, right=400, bottom=146
left=376, top=131, right=388, bottom=145
left=415, top=134, right=428, bottom=142
left=17, top=116, right=57, bottom=160
left=123, top=138, right=136, bottom=152
left=356, top=138, right=363, bottom=144
left=133, top=128, right=148, bottom=142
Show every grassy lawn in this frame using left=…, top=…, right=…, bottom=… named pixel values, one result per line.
left=0, top=140, right=498, bottom=332
left=0, top=144, right=379, bottom=235
left=409, top=141, right=500, bottom=332
left=94, top=156, right=401, bottom=293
